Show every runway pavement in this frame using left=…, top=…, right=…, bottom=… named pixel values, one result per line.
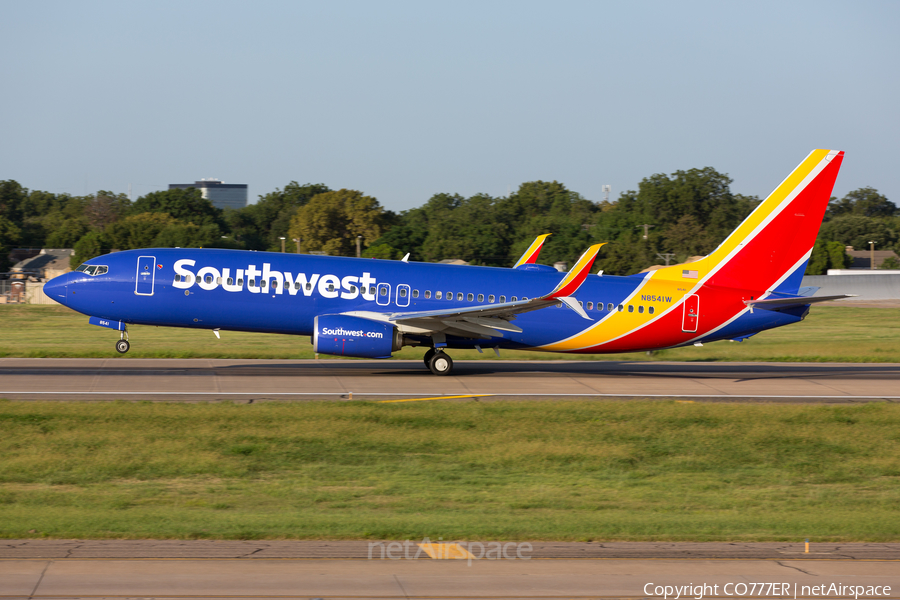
left=2, top=552, right=898, bottom=599
left=1, top=358, right=899, bottom=402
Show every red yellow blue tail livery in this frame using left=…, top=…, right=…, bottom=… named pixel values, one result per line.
left=44, top=150, right=849, bottom=375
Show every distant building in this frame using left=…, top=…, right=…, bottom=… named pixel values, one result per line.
left=11, top=249, right=75, bottom=281
left=169, top=179, right=248, bottom=210
left=844, top=247, right=900, bottom=269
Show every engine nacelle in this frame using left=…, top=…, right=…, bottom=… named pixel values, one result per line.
left=313, top=315, right=402, bottom=359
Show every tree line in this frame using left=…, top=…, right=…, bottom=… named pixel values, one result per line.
left=1, top=170, right=898, bottom=276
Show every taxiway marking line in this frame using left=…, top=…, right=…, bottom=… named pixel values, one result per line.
left=377, top=395, right=493, bottom=403
left=2, top=391, right=899, bottom=399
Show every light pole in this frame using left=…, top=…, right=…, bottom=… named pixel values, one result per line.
left=657, top=253, right=676, bottom=266
left=293, top=238, right=300, bottom=253
left=279, top=237, right=286, bottom=253
left=869, top=241, right=876, bottom=270
left=356, top=235, right=362, bottom=258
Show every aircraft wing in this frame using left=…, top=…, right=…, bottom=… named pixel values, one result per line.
left=512, top=233, right=552, bottom=268
left=344, top=244, right=604, bottom=340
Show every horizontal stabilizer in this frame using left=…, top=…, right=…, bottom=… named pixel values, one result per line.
left=744, top=294, right=856, bottom=311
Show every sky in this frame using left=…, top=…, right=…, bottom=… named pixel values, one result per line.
left=2, top=1, right=898, bottom=212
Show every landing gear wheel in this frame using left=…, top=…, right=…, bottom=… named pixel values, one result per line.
left=428, top=351, right=453, bottom=376
left=116, top=340, right=130, bottom=354
left=423, top=348, right=436, bottom=367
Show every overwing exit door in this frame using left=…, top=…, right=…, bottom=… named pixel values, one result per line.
left=682, top=294, right=699, bottom=332
left=135, top=256, right=156, bottom=296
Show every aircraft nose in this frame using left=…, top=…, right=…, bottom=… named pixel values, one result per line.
left=43, top=273, right=70, bottom=306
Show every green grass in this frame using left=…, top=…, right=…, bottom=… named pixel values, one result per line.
left=2, top=303, right=900, bottom=361
left=1, top=400, right=898, bottom=540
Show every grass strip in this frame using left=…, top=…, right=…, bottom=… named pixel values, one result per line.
left=2, top=304, right=899, bottom=362
left=1, top=399, right=898, bottom=541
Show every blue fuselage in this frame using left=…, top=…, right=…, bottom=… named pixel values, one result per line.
left=44, top=248, right=803, bottom=353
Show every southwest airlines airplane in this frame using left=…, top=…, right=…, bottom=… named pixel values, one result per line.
left=44, top=150, right=848, bottom=375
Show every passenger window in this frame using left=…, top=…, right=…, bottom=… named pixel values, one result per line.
left=522, top=297, right=528, bottom=301
left=477, top=294, right=484, bottom=302
left=617, top=304, right=623, bottom=311
left=425, top=291, right=432, bottom=299
left=579, top=301, right=584, bottom=307
left=608, top=303, right=614, bottom=312
left=628, top=305, right=634, bottom=313
left=205, top=275, right=213, bottom=284
left=350, top=285, right=357, bottom=293
left=412, top=289, right=419, bottom=298
left=489, top=294, right=495, bottom=303
left=638, top=305, right=644, bottom=313
left=306, top=283, right=312, bottom=291
left=216, top=277, right=222, bottom=285
left=500, top=295, right=506, bottom=303
left=262, top=280, right=268, bottom=288
left=587, top=302, right=593, bottom=310
left=400, top=288, right=407, bottom=297
left=467, top=293, right=474, bottom=301
left=435, top=291, right=442, bottom=299
left=649, top=306, right=655, bottom=314
left=457, top=292, right=463, bottom=301
left=379, top=287, right=386, bottom=296
left=511, top=296, right=518, bottom=302
left=238, top=278, right=243, bottom=286
left=227, top=278, right=234, bottom=285
left=249, top=279, right=256, bottom=287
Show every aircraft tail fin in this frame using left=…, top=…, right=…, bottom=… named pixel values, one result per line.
left=513, top=234, right=552, bottom=268
left=651, top=150, right=844, bottom=296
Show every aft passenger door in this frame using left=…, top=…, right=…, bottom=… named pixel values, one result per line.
left=135, top=255, right=156, bottom=296
left=682, top=294, right=699, bottom=332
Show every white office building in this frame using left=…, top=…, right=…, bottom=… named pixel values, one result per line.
left=169, top=179, right=248, bottom=210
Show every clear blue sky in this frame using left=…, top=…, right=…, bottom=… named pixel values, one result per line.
left=2, top=1, right=898, bottom=211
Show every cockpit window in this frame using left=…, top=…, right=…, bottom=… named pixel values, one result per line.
left=75, top=264, right=108, bottom=276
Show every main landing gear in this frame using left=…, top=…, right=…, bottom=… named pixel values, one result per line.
left=115, top=328, right=130, bottom=354
left=423, top=348, right=454, bottom=376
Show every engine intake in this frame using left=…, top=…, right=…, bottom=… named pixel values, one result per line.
left=313, top=315, right=402, bottom=359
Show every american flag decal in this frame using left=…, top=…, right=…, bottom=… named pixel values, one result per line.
left=682, top=270, right=698, bottom=279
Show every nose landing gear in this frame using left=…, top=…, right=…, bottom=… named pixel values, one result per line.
left=115, top=328, right=130, bottom=354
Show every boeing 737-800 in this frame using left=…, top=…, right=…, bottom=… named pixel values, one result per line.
left=43, top=150, right=849, bottom=375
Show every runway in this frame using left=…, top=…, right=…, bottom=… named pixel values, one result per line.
left=1, top=358, right=900, bottom=402
left=2, top=547, right=899, bottom=599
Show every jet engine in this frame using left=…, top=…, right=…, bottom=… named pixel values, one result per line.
left=313, top=315, right=403, bottom=359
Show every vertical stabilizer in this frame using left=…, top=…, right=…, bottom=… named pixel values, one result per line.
left=651, top=150, right=844, bottom=295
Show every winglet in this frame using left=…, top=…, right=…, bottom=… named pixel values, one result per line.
left=543, top=243, right=605, bottom=299
left=513, top=233, right=552, bottom=268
